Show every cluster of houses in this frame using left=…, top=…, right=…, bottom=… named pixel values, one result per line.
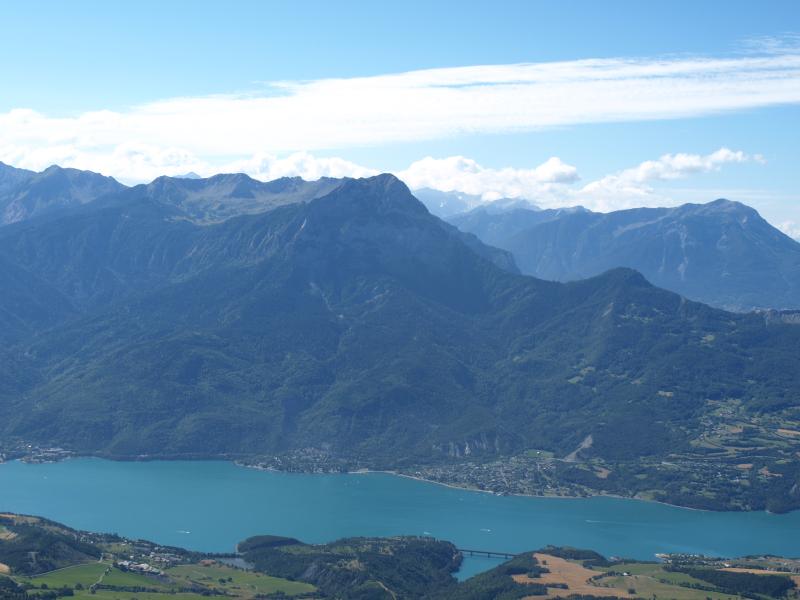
left=114, top=560, right=164, bottom=575
left=19, top=446, right=73, bottom=463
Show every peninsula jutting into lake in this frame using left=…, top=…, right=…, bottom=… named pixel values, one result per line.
left=3, top=510, right=798, bottom=600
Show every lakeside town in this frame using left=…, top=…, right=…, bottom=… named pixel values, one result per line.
left=3, top=418, right=798, bottom=513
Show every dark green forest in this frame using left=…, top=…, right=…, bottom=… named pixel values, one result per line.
left=1, top=170, right=799, bottom=510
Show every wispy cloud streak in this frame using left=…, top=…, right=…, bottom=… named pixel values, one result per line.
left=1, top=49, right=800, bottom=174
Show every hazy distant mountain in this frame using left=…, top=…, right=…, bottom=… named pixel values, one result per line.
left=450, top=199, right=800, bottom=311
left=412, top=188, right=483, bottom=217
left=412, top=188, right=538, bottom=218
left=0, top=162, right=124, bottom=225
left=0, top=173, right=798, bottom=488
left=450, top=204, right=587, bottom=247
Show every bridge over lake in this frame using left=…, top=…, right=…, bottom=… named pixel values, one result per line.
left=457, top=548, right=516, bottom=559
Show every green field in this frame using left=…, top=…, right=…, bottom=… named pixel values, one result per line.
left=18, top=561, right=314, bottom=599
left=598, top=562, right=747, bottom=600
left=101, top=568, right=173, bottom=590
left=167, top=563, right=315, bottom=597
left=21, top=562, right=109, bottom=588
left=22, top=563, right=173, bottom=592
left=524, top=449, right=555, bottom=459
left=605, top=574, right=746, bottom=600
left=74, top=591, right=211, bottom=600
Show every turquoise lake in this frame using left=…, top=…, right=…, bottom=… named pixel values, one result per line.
left=1, top=458, right=799, bottom=579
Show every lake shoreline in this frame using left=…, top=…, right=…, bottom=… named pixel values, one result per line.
left=238, top=461, right=723, bottom=514
left=347, top=468, right=714, bottom=513
left=0, top=448, right=783, bottom=515
left=2, top=457, right=800, bottom=565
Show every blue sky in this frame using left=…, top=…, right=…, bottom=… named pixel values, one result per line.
left=1, top=0, right=799, bottom=233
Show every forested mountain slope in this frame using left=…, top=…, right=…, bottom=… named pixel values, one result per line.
left=0, top=174, right=797, bottom=479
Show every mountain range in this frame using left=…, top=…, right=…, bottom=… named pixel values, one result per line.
left=0, top=165, right=798, bottom=483
left=4, top=163, right=799, bottom=313
left=449, top=200, right=800, bottom=311
left=0, top=162, right=124, bottom=226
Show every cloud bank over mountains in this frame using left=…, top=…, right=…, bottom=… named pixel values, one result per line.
left=0, top=146, right=764, bottom=217
left=0, top=46, right=796, bottom=224
left=396, top=149, right=762, bottom=212
left=199, top=147, right=765, bottom=215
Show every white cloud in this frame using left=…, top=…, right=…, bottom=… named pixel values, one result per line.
left=0, top=140, right=210, bottom=185
left=223, top=152, right=378, bottom=182
left=396, top=156, right=579, bottom=200
left=391, top=148, right=758, bottom=213
left=778, top=221, right=800, bottom=240
left=0, top=142, right=760, bottom=215
left=0, top=144, right=377, bottom=186
left=576, top=148, right=760, bottom=211
left=531, top=157, right=580, bottom=184
left=614, top=148, right=750, bottom=183
left=1, top=48, right=800, bottom=179
left=740, top=34, right=800, bottom=56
